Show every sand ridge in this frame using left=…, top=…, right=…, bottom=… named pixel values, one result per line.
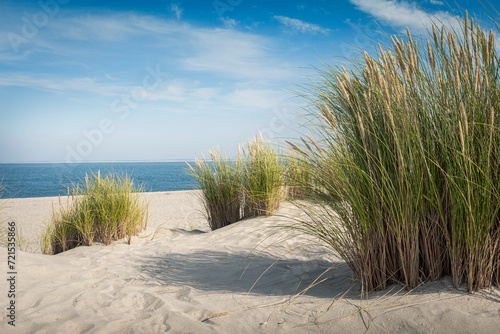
left=1, top=191, right=499, bottom=333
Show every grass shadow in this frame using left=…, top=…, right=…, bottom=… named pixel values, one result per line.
left=136, top=249, right=353, bottom=298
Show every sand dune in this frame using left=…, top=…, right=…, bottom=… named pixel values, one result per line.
left=1, top=191, right=499, bottom=333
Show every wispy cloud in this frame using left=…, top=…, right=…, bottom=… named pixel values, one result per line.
left=52, top=15, right=138, bottom=41
left=170, top=3, right=183, bottom=20
left=218, top=17, right=239, bottom=29
left=104, top=73, right=119, bottom=81
left=225, top=88, right=287, bottom=109
left=144, top=81, right=288, bottom=113
left=181, top=28, right=295, bottom=80
left=429, top=0, right=444, bottom=5
left=0, top=10, right=297, bottom=118
left=0, top=12, right=188, bottom=58
left=0, top=74, right=126, bottom=95
left=142, top=80, right=206, bottom=103
left=0, top=11, right=297, bottom=80
left=274, top=15, right=330, bottom=34
left=349, top=0, right=455, bottom=32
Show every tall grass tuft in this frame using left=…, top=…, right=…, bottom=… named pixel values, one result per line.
left=292, top=12, right=500, bottom=292
left=188, top=148, right=243, bottom=230
left=190, top=134, right=285, bottom=230
left=41, top=171, right=148, bottom=255
left=242, top=134, right=284, bottom=217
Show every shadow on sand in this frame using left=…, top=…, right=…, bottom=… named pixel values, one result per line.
left=136, top=249, right=355, bottom=298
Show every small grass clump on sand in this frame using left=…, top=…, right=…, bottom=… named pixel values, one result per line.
left=41, top=171, right=148, bottom=255
left=242, top=134, right=284, bottom=217
left=292, top=11, right=500, bottom=292
left=190, top=134, right=285, bottom=230
left=189, top=148, right=244, bottom=230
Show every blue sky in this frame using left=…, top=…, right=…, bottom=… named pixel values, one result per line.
left=0, top=0, right=491, bottom=162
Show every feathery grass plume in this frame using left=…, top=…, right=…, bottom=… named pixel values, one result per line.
left=188, top=148, right=243, bottom=230
left=291, top=11, right=500, bottom=292
left=41, top=171, right=148, bottom=255
left=243, top=133, right=284, bottom=217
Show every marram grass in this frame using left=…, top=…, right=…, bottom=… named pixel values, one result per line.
left=188, top=148, right=243, bottom=230
left=292, top=12, right=500, bottom=292
left=190, top=134, right=285, bottom=230
left=41, top=171, right=148, bottom=255
left=242, top=134, right=284, bottom=217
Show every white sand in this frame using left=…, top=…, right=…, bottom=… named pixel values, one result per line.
left=1, top=191, right=499, bottom=333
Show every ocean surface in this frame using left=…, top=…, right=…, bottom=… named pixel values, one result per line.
left=0, top=162, right=198, bottom=199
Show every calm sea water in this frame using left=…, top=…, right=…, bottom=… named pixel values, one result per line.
left=0, top=162, right=198, bottom=198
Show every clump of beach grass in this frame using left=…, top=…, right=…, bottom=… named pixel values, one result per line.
left=242, top=134, right=284, bottom=217
left=190, top=134, right=285, bottom=230
left=188, top=148, right=244, bottom=230
left=41, top=171, right=148, bottom=255
left=291, top=12, right=500, bottom=292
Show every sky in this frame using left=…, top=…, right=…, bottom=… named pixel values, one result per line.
left=0, top=0, right=493, bottom=163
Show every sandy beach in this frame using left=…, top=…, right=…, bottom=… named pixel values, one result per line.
left=1, top=190, right=499, bottom=333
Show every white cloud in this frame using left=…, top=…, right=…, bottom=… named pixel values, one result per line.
left=143, top=80, right=218, bottom=103
left=52, top=15, right=138, bottom=41
left=349, top=0, right=456, bottom=32
left=181, top=28, right=295, bottom=80
left=225, top=88, right=287, bottom=109
left=104, top=73, right=119, bottom=81
left=0, top=10, right=299, bottom=121
left=190, top=87, right=220, bottom=101
left=218, top=17, right=239, bottom=29
left=429, top=0, right=444, bottom=5
left=0, top=74, right=125, bottom=95
left=0, top=74, right=219, bottom=107
left=143, top=80, right=288, bottom=113
left=0, top=11, right=297, bottom=80
left=146, top=84, right=188, bottom=102
left=274, top=15, right=330, bottom=34
left=170, top=4, right=183, bottom=20
left=0, top=12, right=188, bottom=56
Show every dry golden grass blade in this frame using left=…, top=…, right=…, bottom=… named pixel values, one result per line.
left=306, top=134, right=323, bottom=155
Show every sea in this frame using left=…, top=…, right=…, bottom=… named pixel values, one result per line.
left=0, top=162, right=199, bottom=199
